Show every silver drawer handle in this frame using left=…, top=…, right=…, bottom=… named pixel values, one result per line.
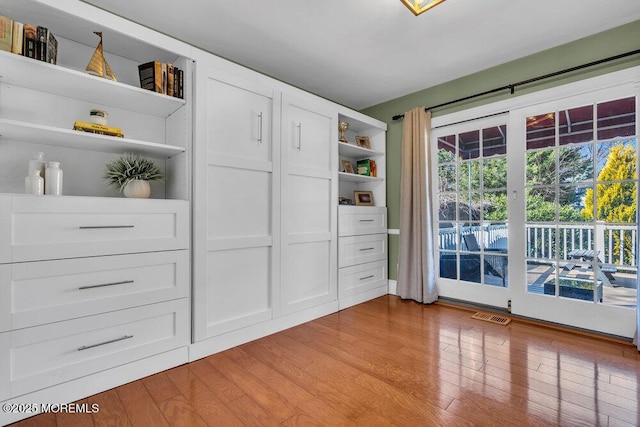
left=78, top=280, right=134, bottom=290
left=359, top=275, right=375, bottom=281
left=78, top=335, right=133, bottom=351
left=257, top=112, right=263, bottom=144
left=359, top=219, right=374, bottom=223
left=359, top=248, right=375, bottom=251
left=79, top=225, right=135, bottom=229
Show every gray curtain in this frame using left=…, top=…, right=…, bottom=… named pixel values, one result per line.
left=397, top=107, right=437, bottom=303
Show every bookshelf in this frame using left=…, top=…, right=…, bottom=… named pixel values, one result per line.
left=0, top=0, right=192, bottom=200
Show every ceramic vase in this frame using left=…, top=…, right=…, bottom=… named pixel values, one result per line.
left=123, top=179, right=150, bottom=198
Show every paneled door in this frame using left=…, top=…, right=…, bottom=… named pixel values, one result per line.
left=193, top=67, right=278, bottom=340
left=279, top=93, right=337, bottom=315
left=510, top=91, right=638, bottom=337
left=432, top=115, right=510, bottom=308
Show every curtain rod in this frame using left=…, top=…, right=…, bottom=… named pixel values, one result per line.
left=391, top=49, right=640, bottom=121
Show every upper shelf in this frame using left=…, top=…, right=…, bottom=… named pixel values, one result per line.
left=0, top=50, right=185, bottom=118
left=338, top=142, right=384, bottom=159
left=0, top=118, right=185, bottom=159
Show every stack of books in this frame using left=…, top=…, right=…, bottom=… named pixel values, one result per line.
left=138, top=61, right=184, bottom=99
left=73, top=121, right=124, bottom=138
left=0, top=15, right=57, bottom=64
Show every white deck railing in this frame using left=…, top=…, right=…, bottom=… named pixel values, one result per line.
left=439, top=223, right=637, bottom=269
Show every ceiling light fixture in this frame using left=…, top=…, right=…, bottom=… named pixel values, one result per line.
left=401, top=0, right=447, bottom=16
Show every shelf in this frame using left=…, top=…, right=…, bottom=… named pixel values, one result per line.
left=338, top=172, right=384, bottom=183
left=0, top=118, right=185, bottom=159
left=338, top=142, right=384, bottom=159
left=0, top=50, right=185, bottom=118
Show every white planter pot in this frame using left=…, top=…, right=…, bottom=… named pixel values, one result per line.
left=123, top=179, right=151, bottom=198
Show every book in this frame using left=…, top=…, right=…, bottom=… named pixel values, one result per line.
left=73, top=121, right=124, bottom=137
left=23, top=23, right=37, bottom=58
left=46, top=31, right=57, bottom=64
left=0, top=15, right=13, bottom=52
left=176, top=67, right=184, bottom=99
left=357, top=159, right=371, bottom=176
left=138, top=60, right=163, bottom=93
left=11, top=21, right=23, bottom=55
left=166, top=63, right=174, bottom=97
left=370, top=160, right=377, bottom=177
left=36, top=26, right=47, bottom=61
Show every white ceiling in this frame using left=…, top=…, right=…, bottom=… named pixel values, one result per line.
left=81, top=0, right=640, bottom=110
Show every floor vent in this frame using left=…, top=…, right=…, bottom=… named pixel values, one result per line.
left=471, top=312, right=511, bottom=326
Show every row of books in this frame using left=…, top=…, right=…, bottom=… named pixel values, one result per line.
left=138, top=61, right=184, bottom=99
left=357, top=159, right=377, bottom=177
left=0, top=15, right=57, bottom=64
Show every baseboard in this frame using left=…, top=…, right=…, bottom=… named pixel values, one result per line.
left=338, top=286, right=388, bottom=310
left=188, top=301, right=340, bottom=361
left=388, top=279, right=397, bottom=295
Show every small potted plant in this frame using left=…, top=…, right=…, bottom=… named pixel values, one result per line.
left=104, top=153, right=163, bottom=198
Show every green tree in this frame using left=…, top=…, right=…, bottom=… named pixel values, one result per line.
left=582, top=143, right=637, bottom=263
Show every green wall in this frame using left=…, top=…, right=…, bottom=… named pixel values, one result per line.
left=360, top=20, right=640, bottom=281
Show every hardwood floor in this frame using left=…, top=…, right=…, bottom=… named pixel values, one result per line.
left=11, top=295, right=640, bottom=426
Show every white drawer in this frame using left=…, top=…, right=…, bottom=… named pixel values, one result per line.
left=5, top=299, right=188, bottom=398
left=338, top=205, right=387, bottom=237
left=339, top=234, right=387, bottom=268
left=338, top=260, right=387, bottom=299
left=0, top=251, right=189, bottom=332
left=0, top=195, right=189, bottom=263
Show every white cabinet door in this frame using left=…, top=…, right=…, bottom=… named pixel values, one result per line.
left=279, top=93, right=337, bottom=315
left=193, top=68, right=278, bottom=340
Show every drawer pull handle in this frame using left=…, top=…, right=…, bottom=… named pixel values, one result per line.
left=78, top=280, right=134, bottom=290
left=79, top=225, right=135, bottom=229
left=359, top=275, right=375, bottom=281
left=359, top=247, right=375, bottom=251
left=78, top=335, right=133, bottom=352
left=359, top=219, right=374, bottom=222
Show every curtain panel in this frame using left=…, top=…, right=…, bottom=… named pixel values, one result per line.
left=397, top=107, right=437, bottom=303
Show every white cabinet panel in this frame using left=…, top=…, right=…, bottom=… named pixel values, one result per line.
left=283, top=99, right=333, bottom=173
left=338, top=206, right=387, bottom=236
left=8, top=251, right=188, bottom=329
left=8, top=299, right=188, bottom=398
left=205, top=247, right=272, bottom=336
left=280, top=93, right=337, bottom=315
left=205, top=72, right=274, bottom=164
left=338, top=260, right=387, bottom=299
left=207, top=166, right=272, bottom=241
left=283, top=241, right=334, bottom=312
left=0, top=265, right=8, bottom=333
left=339, top=234, right=387, bottom=268
left=3, top=196, right=188, bottom=262
left=287, top=175, right=331, bottom=236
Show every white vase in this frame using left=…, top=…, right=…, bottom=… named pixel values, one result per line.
left=123, top=179, right=150, bottom=198
left=45, top=162, right=63, bottom=196
left=25, top=169, right=44, bottom=195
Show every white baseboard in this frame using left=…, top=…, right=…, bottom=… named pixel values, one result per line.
left=388, top=279, right=397, bottom=295
left=189, top=301, right=340, bottom=361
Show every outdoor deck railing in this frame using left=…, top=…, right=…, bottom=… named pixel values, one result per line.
left=439, top=223, right=637, bottom=269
